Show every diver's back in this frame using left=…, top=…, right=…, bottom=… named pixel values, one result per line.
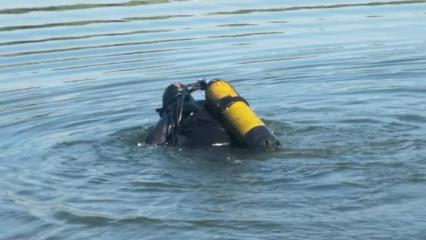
left=174, top=101, right=231, bottom=148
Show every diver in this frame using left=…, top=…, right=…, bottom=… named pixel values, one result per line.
left=145, top=79, right=280, bottom=149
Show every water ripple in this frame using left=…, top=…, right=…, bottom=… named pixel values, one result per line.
left=0, top=37, right=196, bottom=58
left=0, top=0, right=178, bottom=15
left=209, top=0, right=426, bottom=15
left=1, top=0, right=426, bottom=239
left=0, top=29, right=171, bottom=46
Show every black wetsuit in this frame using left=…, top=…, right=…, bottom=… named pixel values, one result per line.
left=145, top=100, right=233, bottom=148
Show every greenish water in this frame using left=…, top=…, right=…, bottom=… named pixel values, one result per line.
left=1, top=0, right=426, bottom=239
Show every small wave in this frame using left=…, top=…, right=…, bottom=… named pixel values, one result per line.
left=0, top=0, right=176, bottom=15
left=208, top=1, right=426, bottom=15
left=0, top=29, right=170, bottom=46
left=0, top=37, right=196, bottom=58
left=53, top=210, right=162, bottom=226
left=392, top=114, right=426, bottom=123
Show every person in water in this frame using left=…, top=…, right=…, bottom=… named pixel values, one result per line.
left=145, top=80, right=280, bottom=149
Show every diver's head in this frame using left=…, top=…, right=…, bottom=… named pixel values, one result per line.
left=159, top=83, right=195, bottom=116
left=162, top=83, right=182, bottom=108
left=162, top=83, right=194, bottom=106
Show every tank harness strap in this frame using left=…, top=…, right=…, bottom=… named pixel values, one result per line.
left=217, top=96, right=249, bottom=113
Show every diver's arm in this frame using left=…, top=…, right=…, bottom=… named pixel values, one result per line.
left=145, top=117, right=168, bottom=145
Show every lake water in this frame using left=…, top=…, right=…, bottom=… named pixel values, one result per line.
left=1, top=0, right=426, bottom=239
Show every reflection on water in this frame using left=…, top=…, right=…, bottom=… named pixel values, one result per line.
left=1, top=0, right=426, bottom=239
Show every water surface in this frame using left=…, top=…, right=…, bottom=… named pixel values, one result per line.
left=1, top=0, right=426, bottom=239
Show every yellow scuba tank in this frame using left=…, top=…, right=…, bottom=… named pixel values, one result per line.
left=205, top=80, right=280, bottom=149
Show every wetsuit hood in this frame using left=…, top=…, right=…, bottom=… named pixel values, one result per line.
left=162, top=83, right=194, bottom=110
